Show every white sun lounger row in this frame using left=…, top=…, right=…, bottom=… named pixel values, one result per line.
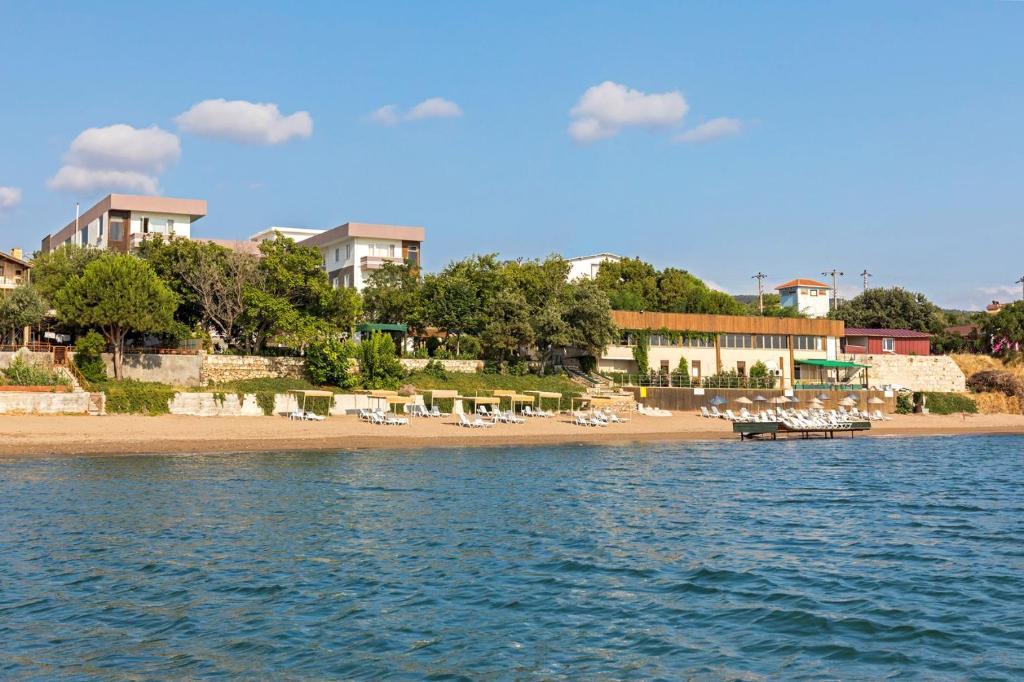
left=357, top=408, right=410, bottom=425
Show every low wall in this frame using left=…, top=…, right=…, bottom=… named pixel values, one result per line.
left=102, top=353, right=203, bottom=385
left=845, top=354, right=966, bottom=393
left=627, top=387, right=896, bottom=414
left=0, top=390, right=92, bottom=415
left=201, top=355, right=306, bottom=385
left=169, top=392, right=416, bottom=417
left=0, top=350, right=54, bottom=370
left=399, top=358, right=483, bottom=373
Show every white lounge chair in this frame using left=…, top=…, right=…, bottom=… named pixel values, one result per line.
left=700, top=406, right=711, bottom=418
left=304, top=411, right=325, bottom=421
left=458, top=413, right=478, bottom=428
left=288, top=409, right=304, bottom=420
left=430, top=405, right=449, bottom=418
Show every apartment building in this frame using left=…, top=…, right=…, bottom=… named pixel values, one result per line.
left=250, top=226, right=325, bottom=243
left=598, top=310, right=847, bottom=387
left=300, top=222, right=424, bottom=291
left=0, top=248, right=30, bottom=289
left=40, top=194, right=207, bottom=254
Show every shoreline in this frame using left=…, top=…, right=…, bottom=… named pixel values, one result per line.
left=4, top=412, right=1024, bottom=458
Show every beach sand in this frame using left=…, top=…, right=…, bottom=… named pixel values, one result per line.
left=2, top=411, right=1024, bottom=457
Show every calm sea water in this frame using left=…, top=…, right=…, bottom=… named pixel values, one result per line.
left=1, top=436, right=1022, bottom=680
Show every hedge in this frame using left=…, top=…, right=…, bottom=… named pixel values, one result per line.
left=915, top=392, right=978, bottom=415
left=101, top=380, right=177, bottom=415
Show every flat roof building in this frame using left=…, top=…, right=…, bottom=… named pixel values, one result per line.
left=41, top=194, right=207, bottom=254
left=300, top=222, right=424, bottom=291
left=249, top=226, right=325, bottom=243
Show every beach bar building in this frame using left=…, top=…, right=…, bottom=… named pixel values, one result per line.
left=597, top=311, right=846, bottom=389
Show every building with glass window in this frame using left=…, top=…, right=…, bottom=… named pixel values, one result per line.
left=598, top=310, right=846, bottom=387
left=776, top=278, right=832, bottom=318
left=299, top=222, right=424, bottom=291
left=842, top=328, right=931, bottom=355
left=0, top=248, right=30, bottom=289
left=40, top=194, right=207, bottom=254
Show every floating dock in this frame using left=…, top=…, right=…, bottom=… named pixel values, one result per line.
left=733, top=421, right=871, bottom=440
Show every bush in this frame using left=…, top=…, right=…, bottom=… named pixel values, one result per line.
left=1, top=356, right=70, bottom=387
left=508, top=360, right=530, bottom=376
left=578, top=355, right=597, bottom=373
left=916, top=392, right=978, bottom=415
left=423, top=359, right=449, bottom=380
left=966, top=370, right=1024, bottom=398
left=73, top=330, right=108, bottom=384
left=255, top=391, right=276, bottom=416
left=359, top=332, right=405, bottom=390
left=895, top=393, right=914, bottom=414
left=305, top=338, right=358, bottom=388
left=102, top=380, right=176, bottom=415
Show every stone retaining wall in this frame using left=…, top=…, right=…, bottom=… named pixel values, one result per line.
left=0, top=390, right=92, bottom=415
left=0, top=350, right=54, bottom=370
left=845, top=354, right=966, bottom=393
left=102, top=353, right=203, bottom=385
left=399, top=358, right=483, bottom=373
left=200, top=355, right=306, bottom=385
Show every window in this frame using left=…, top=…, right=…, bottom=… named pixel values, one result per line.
left=756, top=334, right=788, bottom=349
left=682, top=336, right=712, bottom=348
left=142, top=217, right=150, bottom=233
left=334, top=247, right=340, bottom=262
left=343, top=273, right=351, bottom=288
left=736, top=361, right=746, bottom=376
left=719, top=333, right=752, bottom=348
left=110, top=220, right=123, bottom=241
left=809, top=289, right=818, bottom=296
left=617, top=333, right=636, bottom=346
left=883, top=337, right=895, bottom=353
left=98, top=216, right=104, bottom=238
left=167, top=219, right=175, bottom=235
left=691, top=360, right=701, bottom=378
left=388, top=244, right=396, bottom=258
left=406, top=244, right=420, bottom=266
left=346, top=244, right=352, bottom=260
left=332, top=276, right=339, bottom=289
left=793, top=335, right=822, bottom=351
left=79, top=226, right=88, bottom=245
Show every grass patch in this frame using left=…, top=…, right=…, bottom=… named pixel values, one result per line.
left=916, top=391, right=978, bottom=415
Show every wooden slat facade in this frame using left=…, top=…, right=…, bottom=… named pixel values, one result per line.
left=611, top=310, right=845, bottom=337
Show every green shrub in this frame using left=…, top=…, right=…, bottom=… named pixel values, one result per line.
left=423, top=359, right=449, bottom=380
left=1, top=356, right=69, bottom=387
left=508, top=360, right=530, bottom=376
left=917, top=392, right=977, bottom=415
left=895, top=393, right=914, bottom=414
left=101, top=380, right=176, bottom=415
left=305, top=338, right=358, bottom=388
left=578, top=355, right=597, bottom=373
left=255, top=391, right=276, bottom=416
left=73, top=330, right=108, bottom=384
left=359, top=332, right=405, bottom=390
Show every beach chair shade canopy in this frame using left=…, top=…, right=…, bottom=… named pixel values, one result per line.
left=753, top=395, right=767, bottom=402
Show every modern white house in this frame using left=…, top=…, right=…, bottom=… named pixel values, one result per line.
left=776, top=278, right=832, bottom=318
left=40, top=194, right=207, bottom=254
left=300, top=222, right=424, bottom=291
left=249, top=226, right=325, bottom=243
left=565, top=253, right=621, bottom=281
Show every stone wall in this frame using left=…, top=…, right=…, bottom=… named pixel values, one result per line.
left=200, top=355, right=306, bottom=385
left=846, top=354, right=966, bottom=393
left=169, top=392, right=265, bottom=417
left=0, top=390, right=92, bottom=415
left=102, top=353, right=203, bottom=385
left=399, top=358, right=483, bottom=373
left=0, top=350, right=54, bottom=370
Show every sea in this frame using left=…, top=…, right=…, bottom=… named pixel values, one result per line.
left=1, top=435, right=1022, bottom=680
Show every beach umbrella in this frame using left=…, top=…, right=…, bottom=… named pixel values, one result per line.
left=788, top=395, right=801, bottom=403
left=839, top=397, right=857, bottom=407
left=735, top=397, right=753, bottom=411
left=770, top=396, right=789, bottom=405
left=816, top=392, right=830, bottom=401
left=753, top=395, right=767, bottom=403
left=709, top=395, right=728, bottom=406
left=868, top=397, right=885, bottom=405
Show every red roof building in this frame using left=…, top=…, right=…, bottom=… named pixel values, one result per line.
left=842, top=328, right=932, bottom=355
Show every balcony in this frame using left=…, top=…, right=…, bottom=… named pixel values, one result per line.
left=0, top=277, right=25, bottom=289
left=360, top=255, right=405, bottom=271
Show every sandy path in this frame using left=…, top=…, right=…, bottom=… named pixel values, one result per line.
left=2, top=411, right=1023, bottom=458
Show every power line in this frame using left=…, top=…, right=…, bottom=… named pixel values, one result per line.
left=752, top=272, right=767, bottom=313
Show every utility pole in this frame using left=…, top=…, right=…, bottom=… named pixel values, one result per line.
left=1016, top=275, right=1024, bottom=301
left=752, top=272, right=767, bottom=313
left=822, top=269, right=844, bottom=310
left=860, top=269, right=871, bottom=293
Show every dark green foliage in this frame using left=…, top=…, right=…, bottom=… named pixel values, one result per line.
left=28, top=245, right=103, bottom=302
left=749, top=360, right=769, bottom=378
left=359, top=331, right=405, bottom=390
left=632, top=332, right=650, bottom=375
left=305, top=338, right=359, bottom=388
left=73, top=330, right=108, bottom=384
left=916, top=392, right=977, bottom=415
left=593, top=258, right=744, bottom=315
left=829, top=287, right=945, bottom=334
left=983, top=301, right=1024, bottom=355
left=101, top=380, right=176, bottom=415
left=895, top=393, right=914, bottom=414
left=0, top=285, right=48, bottom=344
left=702, top=369, right=775, bottom=389
left=423, top=359, right=449, bottom=380
left=578, top=356, right=597, bottom=373
left=255, top=392, right=277, bottom=416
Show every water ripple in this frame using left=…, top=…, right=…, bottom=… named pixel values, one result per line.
left=1, top=435, right=1023, bottom=679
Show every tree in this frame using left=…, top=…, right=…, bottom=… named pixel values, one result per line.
left=362, top=263, right=422, bottom=327
left=305, top=338, right=359, bottom=388
left=0, top=285, right=47, bottom=345
left=983, top=301, right=1024, bottom=355
left=674, top=355, right=690, bottom=384
left=72, top=330, right=108, bottom=383
left=563, top=279, right=617, bottom=359
left=53, top=253, right=177, bottom=379
left=29, top=245, right=103, bottom=301
left=593, top=258, right=745, bottom=315
left=358, top=331, right=405, bottom=390
left=829, top=287, right=946, bottom=333
left=480, top=289, right=534, bottom=362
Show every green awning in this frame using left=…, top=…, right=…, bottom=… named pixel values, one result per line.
left=797, top=359, right=870, bottom=369
left=356, top=323, right=408, bottom=333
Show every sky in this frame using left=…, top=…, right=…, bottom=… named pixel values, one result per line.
left=1, top=1, right=1022, bottom=310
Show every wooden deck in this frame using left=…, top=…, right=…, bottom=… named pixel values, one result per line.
left=733, top=420, right=871, bottom=440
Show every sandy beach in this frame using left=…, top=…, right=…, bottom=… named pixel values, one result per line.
left=2, top=411, right=1024, bottom=457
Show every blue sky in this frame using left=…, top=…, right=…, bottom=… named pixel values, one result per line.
left=1, top=1, right=1022, bottom=309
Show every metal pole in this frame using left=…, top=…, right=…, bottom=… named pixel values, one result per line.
left=752, top=272, right=767, bottom=313
left=1016, top=276, right=1024, bottom=301
left=860, top=269, right=871, bottom=293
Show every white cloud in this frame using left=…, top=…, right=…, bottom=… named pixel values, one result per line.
left=703, top=279, right=729, bottom=293
left=48, top=124, right=180, bottom=195
left=568, top=81, right=688, bottom=142
left=407, top=97, right=463, bottom=120
left=368, top=105, right=401, bottom=126
left=366, top=97, right=463, bottom=125
left=48, top=167, right=159, bottom=194
left=978, top=284, right=1020, bottom=297
left=64, top=124, right=180, bottom=172
left=176, top=99, right=313, bottom=144
left=674, top=117, right=743, bottom=143
left=0, top=186, right=21, bottom=210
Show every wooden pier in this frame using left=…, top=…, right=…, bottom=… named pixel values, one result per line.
left=733, top=421, right=871, bottom=440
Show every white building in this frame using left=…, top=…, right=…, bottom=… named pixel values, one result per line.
left=565, top=252, right=622, bottom=281
left=300, top=222, right=424, bottom=291
left=249, top=226, right=325, bottom=243
left=776, top=278, right=832, bottom=318
left=41, top=194, right=207, bottom=254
